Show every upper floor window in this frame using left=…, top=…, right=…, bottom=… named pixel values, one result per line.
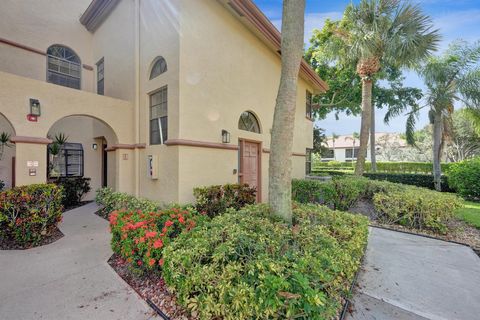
left=238, top=111, right=261, bottom=133
left=149, top=56, right=167, bottom=80
left=97, top=58, right=104, bottom=95
left=306, top=91, right=313, bottom=119
left=150, top=86, right=168, bottom=145
left=47, top=45, right=81, bottom=89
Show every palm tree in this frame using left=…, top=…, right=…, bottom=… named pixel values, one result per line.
left=386, top=41, right=480, bottom=190
left=331, top=132, right=339, bottom=160
left=269, top=0, right=305, bottom=224
left=331, top=0, right=439, bottom=175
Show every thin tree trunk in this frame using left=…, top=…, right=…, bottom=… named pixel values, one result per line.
left=433, top=111, right=443, bottom=191
left=370, top=102, right=377, bottom=172
left=269, top=0, right=305, bottom=224
left=355, top=80, right=373, bottom=176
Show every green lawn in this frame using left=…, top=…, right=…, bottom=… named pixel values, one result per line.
left=456, top=201, right=480, bottom=229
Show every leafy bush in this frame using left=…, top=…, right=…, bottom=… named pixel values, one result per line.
left=162, top=204, right=368, bottom=320
left=448, top=157, right=480, bottom=200
left=96, top=188, right=161, bottom=218
left=293, top=176, right=370, bottom=210
left=364, top=173, right=452, bottom=191
left=0, top=184, right=64, bottom=245
left=0, top=180, right=4, bottom=191
left=52, top=177, right=91, bottom=207
left=373, top=188, right=463, bottom=233
left=193, top=183, right=256, bottom=218
left=110, top=207, right=206, bottom=272
left=314, top=161, right=453, bottom=174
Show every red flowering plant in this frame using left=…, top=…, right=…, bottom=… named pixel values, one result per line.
left=109, top=206, right=206, bottom=272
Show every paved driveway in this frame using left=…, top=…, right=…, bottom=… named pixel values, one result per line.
left=0, top=203, right=156, bottom=320
left=347, top=227, right=480, bottom=320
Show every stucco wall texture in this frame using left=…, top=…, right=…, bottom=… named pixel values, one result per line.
left=0, top=0, right=320, bottom=204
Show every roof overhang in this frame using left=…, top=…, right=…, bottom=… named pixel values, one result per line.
left=80, top=0, right=121, bottom=32
left=220, top=0, right=328, bottom=94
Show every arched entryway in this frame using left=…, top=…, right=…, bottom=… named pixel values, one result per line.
left=47, top=115, right=118, bottom=200
left=0, top=113, right=16, bottom=189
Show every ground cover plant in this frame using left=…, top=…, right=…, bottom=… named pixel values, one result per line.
left=162, top=204, right=368, bottom=320
left=0, top=184, right=64, bottom=248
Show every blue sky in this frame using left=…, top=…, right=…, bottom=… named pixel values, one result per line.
left=254, top=0, right=480, bottom=135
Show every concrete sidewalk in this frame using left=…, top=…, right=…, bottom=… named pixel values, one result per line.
left=347, top=227, right=480, bottom=320
left=0, top=203, right=156, bottom=320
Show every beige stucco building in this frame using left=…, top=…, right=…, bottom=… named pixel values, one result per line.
left=0, top=0, right=327, bottom=204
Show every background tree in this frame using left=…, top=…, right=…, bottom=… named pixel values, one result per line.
left=446, top=109, right=480, bottom=162
left=269, top=0, right=305, bottom=224
left=386, top=41, right=480, bottom=190
left=313, top=0, right=439, bottom=176
left=313, top=126, right=329, bottom=155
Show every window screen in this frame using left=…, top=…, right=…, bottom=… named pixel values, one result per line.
left=306, top=91, right=313, bottom=119
left=150, top=86, right=168, bottom=145
left=48, top=143, right=84, bottom=177
left=47, top=45, right=81, bottom=89
left=97, top=58, right=104, bottom=95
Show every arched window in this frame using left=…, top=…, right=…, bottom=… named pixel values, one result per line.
left=149, top=56, right=168, bottom=79
left=47, top=45, right=81, bottom=89
left=238, top=111, right=261, bottom=133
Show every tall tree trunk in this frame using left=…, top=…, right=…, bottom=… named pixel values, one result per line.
left=355, top=80, right=373, bottom=176
left=370, top=102, right=377, bottom=172
left=433, top=111, right=443, bottom=191
left=269, top=0, right=305, bottom=224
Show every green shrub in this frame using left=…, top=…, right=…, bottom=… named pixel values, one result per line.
left=292, top=176, right=370, bottom=210
left=96, top=187, right=161, bottom=217
left=0, top=180, right=4, bottom=191
left=364, top=173, right=452, bottom=191
left=110, top=207, right=206, bottom=273
left=52, top=177, right=91, bottom=207
left=448, top=158, right=480, bottom=200
left=193, top=183, right=256, bottom=218
left=314, top=161, right=453, bottom=174
left=311, top=170, right=352, bottom=176
left=0, top=184, right=64, bottom=245
left=373, top=188, right=463, bottom=233
left=162, top=204, right=368, bottom=320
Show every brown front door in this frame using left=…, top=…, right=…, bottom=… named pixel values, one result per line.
left=239, top=140, right=261, bottom=202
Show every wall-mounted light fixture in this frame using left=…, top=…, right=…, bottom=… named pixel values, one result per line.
left=92, top=143, right=98, bottom=150
left=221, top=130, right=230, bottom=143
left=29, top=99, right=41, bottom=116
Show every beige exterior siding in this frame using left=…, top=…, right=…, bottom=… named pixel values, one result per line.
left=0, top=0, right=322, bottom=205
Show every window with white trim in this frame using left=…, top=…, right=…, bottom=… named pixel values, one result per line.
left=150, top=86, right=168, bottom=145
left=47, top=45, right=81, bottom=89
left=306, top=148, right=313, bottom=175
left=150, top=56, right=167, bottom=80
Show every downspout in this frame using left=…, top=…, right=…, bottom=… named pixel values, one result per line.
left=134, top=0, right=141, bottom=196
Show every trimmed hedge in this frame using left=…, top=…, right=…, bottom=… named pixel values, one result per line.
left=292, top=177, right=462, bottom=233
left=162, top=204, right=368, bottom=320
left=193, top=183, right=256, bottom=218
left=448, top=157, right=480, bottom=200
left=0, top=184, right=64, bottom=245
left=110, top=207, right=207, bottom=273
left=95, top=187, right=161, bottom=217
left=52, top=177, right=91, bottom=207
left=374, top=189, right=462, bottom=233
left=314, top=161, right=453, bottom=174
left=363, top=173, right=452, bottom=192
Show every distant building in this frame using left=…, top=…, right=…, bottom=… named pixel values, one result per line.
left=322, top=133, right=407, bottom=162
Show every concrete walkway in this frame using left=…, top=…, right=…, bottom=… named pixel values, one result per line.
left=347, top=227, right=480, bottom=320
left=0, top=203, right=156, bottom=320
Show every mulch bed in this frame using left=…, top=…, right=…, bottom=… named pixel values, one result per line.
left=351, top=199, right=480, bottom=257
left=0, top=227, right=64, bottom=250
left=108, top=254, right=197, bottom=320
